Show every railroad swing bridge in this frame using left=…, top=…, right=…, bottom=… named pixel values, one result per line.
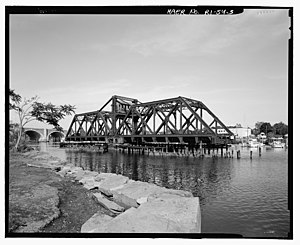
left=65, top=95, right=234, bottom=148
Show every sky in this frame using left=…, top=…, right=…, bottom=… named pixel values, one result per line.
left=9, top=8, right=290, bottom=130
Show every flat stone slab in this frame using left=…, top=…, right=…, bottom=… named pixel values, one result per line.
left=81, top=211, right=113, bottom=233
left=111, top=191, right=139, bottom=210
left=111, top=181, right=163, bottom=200
left=112, top=180, right=193, bottom=200
left=94, top=174, right=129, bottom=190
left=76, top=172, right=201, bottom=233
left=80, top=177, right=97, bottom=190
left=90, top=193, right=201, bottom=233
left=57, top=166, right=72, bottom=177
left=98, top=187, right=113, bottom=197
left=74, top=170, right=98, bottom=179
left=93, top=193, right=125, bottom=213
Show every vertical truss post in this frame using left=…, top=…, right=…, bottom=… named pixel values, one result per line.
left=200, top=108, right=203, bottom=132
left=215, top=120, right=217, bottom=135
left=174, top=111, right=177, bottom=130
left=85, top=117, right=88, bottom=137
left=112, top=96, right=117, bottom=136
left=132, top=106, right=135, bottom=135
left=153, top=107, right=156, bottom=133
left=104, top=116, right=108, bottom=136
left=180, top=102, right=183, bottom=133
left=74, top=118, right=77, bottom=136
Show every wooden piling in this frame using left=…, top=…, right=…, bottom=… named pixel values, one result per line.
left=237, top=150, right=241, bottom=159
left=250, top=150, right=252, bottom=159
left=259, top=147, right=261, bottom=157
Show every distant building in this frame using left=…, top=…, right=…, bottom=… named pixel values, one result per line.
left=211, top=124, right=251, bottom=139
left=227, top=125, right=251, bottom=139
left=214, top=128, right=227, bottom=135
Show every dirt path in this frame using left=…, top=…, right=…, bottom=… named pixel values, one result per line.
left=8, top=152, right=108, bottom=233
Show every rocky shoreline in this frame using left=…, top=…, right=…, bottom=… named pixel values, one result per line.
left=9, top=150, right=201, bottom=233
left=9, top=150, right=106, bottom=233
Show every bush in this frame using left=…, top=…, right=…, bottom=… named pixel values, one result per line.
left=17, top=144, right=35, bottom=153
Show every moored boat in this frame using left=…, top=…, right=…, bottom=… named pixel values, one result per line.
left=271, top=140, right=285, bottom=148
left=270, top=137, right=285, bottom=148
left=248, top=139, right=260, bottom=148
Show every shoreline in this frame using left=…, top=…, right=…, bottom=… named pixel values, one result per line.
left=8, top=150, right=108, bottom=233
left=8, top=149, right=201, bottom=234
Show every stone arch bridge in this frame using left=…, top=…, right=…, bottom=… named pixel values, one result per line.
left=23, top=127, right=67, bottom=142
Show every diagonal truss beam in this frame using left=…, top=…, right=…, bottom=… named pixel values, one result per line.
left=154, top=103, right=179, bottom=135
left=180, top=97, right=216, bottom=135
left=135, top=107, right=154, bottom=134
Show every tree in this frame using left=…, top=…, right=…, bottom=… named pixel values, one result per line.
left=9, top=89, right=21, bottom=110
left=273, top=122, right=288, bottom=136
left=9, top=89, right=76, bottom=150
left=259, top=122, right=273, bottom=135
left=253, top=121, right=264, bottom=135
left=255, top=121, right=264, bottom=130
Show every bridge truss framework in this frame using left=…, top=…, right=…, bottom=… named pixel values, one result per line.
left=65, top=95, right=234, bottom=146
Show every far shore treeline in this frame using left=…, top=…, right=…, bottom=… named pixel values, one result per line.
left=251, top=121, right=288, bottom=138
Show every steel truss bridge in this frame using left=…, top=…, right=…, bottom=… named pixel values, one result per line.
left=65, top=95, right=234, bottom=146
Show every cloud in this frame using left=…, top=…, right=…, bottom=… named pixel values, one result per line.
left=117, top=16, right=240, bottom=56
left=118, top=16, right=210, bottom=56
left=116, top=9, right=289, bottom=57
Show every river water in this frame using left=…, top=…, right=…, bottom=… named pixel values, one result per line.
left=39, top=143, right=290, bottom=238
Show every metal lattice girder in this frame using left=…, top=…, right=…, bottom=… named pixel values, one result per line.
left=65, top=95, right=233, bottom=144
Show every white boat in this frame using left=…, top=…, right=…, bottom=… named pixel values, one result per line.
left=271, top=140, right=285, bottom=148
left=248, top=139, right=259, bottom=148
left=270, top=137, right=285, bottom=148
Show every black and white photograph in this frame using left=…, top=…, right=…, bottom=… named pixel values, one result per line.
left=5, top=2, right=293, bottom=240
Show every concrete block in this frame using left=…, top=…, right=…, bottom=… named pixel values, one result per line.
left=74, top=170, right=85, bottom=181
left=81, top=211, right=113, bottom=233
left=96, top=174, right=129, bottom=190
left=112, top=181, right=163, bottom=200
left=111, top=192, right=139, bottom=210
left=83, top=170, right=99, bottom=177
left=57, top=166, right=71, bottom=177
left=79, top=177, right=97, bottom=190
left=79, top=177, right=94, bottom=185
left=80, top=173, right=201, bottom=233
left=93, top=193, right=200, bottom=233
left=98, top=187, right=113, bottom=197
left=93, top=193, right=125, bottom=213
left=113, top=181, right=192, bottom=200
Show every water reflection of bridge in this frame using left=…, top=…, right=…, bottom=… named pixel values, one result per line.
left=66, top=95, right=233, bottom=147
left=65, top=149, right=233, bottom=200
left=23, top=127, right=67, bottom=142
